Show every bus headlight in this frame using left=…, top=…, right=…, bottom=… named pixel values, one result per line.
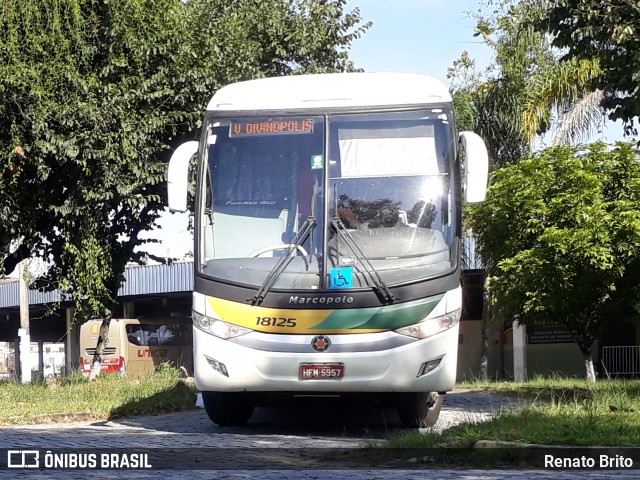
left=193, top=312, right=251, bottom=339
left=394, top=309, right=461, bottom=339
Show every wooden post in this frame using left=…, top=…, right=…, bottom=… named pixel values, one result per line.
left=123, top=302, right=135, bottom=319
left=65, top=307, right=79, bottom=374
left=13, top=339, right=20, bottom=379
left=38, top=340, right=44, bottom=378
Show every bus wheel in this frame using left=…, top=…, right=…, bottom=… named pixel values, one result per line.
left=396, top=392, right=443, bottom=428
left=202, top=392, right=255, bottom=426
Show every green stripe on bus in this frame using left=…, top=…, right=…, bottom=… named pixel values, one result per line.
left=311, top=294, right=445, bottom=330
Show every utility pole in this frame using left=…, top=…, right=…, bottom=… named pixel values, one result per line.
left=18, top=259, right=31, bottom=383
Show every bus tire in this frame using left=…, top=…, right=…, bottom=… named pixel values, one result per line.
left=202, top=391, right=255, bottom=426
left=396, top=392, right=443, bottom=428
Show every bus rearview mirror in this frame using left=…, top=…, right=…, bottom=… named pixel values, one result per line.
left=167, top=141, right=199, bottom=212
left=459, top=131, right=488, bottom=203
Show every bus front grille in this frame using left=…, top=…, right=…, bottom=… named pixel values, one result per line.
left=84, top=347, right=117, bottom=356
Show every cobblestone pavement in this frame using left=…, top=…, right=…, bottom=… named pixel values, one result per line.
left=1, top=390, right=638, bottom=479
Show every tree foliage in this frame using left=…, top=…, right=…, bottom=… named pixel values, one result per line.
left=541, top=0, right=640, bottom=133
left=450, top=0, right=556, bottom=167
left=450, top=0, right=605, bottom=169
left=468, top=142, right=640, bottom=380
left=0, top=0, right=370, bottom=321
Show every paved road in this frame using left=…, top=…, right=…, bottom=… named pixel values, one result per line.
left=1, top=390, right=638, bottom=479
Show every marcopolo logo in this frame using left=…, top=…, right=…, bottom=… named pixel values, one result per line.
left=288, top=295, right=354, bottom=305
left=310, top=335, right=331, bottom=352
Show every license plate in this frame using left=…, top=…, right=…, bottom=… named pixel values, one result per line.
left=299, top=363, right=344, bottom=380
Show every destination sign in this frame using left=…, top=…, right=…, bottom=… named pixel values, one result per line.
left=230, top=118, right=314, bottom=137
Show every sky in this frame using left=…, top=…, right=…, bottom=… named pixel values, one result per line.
left=141, top=0, right=628, bottom=260
left=349, top=0, right=491, bottom=83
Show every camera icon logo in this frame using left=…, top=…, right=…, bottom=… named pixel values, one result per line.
left=7, top=450, right=40, bottom=469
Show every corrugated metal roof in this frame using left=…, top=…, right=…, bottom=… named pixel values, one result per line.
left=0, top=282, right=62, bottom=309
left=0, top=261, right=193, bottom=309
left=1, top=250, right=483, bottom=310
left=119, top=261, right=193, bottom=296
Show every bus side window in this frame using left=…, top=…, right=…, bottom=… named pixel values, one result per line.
left=126, top=326, right=145, bottom=346
left=157, top=325, right=177, bottom=346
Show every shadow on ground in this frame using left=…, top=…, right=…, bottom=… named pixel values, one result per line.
left=112, top=394, right=408, bottom=440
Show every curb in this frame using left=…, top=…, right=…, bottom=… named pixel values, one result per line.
left=399, top=441, right=640, bottom=468
left=474, top=440, right=578, bottom=450
left=474, top=440, right=640, bottom=452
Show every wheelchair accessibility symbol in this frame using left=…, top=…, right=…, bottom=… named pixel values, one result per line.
left=330, top=267, right=353, bottom=289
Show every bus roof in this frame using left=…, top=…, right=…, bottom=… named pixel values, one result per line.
left=206, top=72, right=452, bottom=112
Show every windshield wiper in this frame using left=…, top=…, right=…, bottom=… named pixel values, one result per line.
left=330, top=218, right=396, bottom=305
left=249, top=216, right=316, bottom=306
left=251, top=180, right=321, bottom=306
left=250, top=178, right=321, bottom=306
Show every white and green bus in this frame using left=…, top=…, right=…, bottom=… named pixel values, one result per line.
left=167, top=72, right=488, bottom=427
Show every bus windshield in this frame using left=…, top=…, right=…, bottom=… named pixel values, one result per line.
left=199, top=109, right=456, bottom=291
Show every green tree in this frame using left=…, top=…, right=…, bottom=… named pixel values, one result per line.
left=452, top=1, right=605, bottom=165
left=0, top=0, right=369, bottom=377
left=469, top=142, right=640, bottom=381
left=451, top=0, right=607, bottom=380
left=521, top=58, right=604, bottom=146
left=450, top=1, right=552, bottom=379
left=541, top=0, right=640, bottom=133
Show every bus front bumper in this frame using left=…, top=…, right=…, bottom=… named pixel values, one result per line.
left=193, top=325, right=458, bottom=393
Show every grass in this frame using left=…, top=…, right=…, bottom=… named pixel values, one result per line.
left=387, top=378, right=640, bottom=449
left=0, top=364, right=197, bottom=425
left=1, top=371, right=639, bottom=468
left=322, top=378, right=640, bottom=469
left=2, top=368, right=639, bottom=451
